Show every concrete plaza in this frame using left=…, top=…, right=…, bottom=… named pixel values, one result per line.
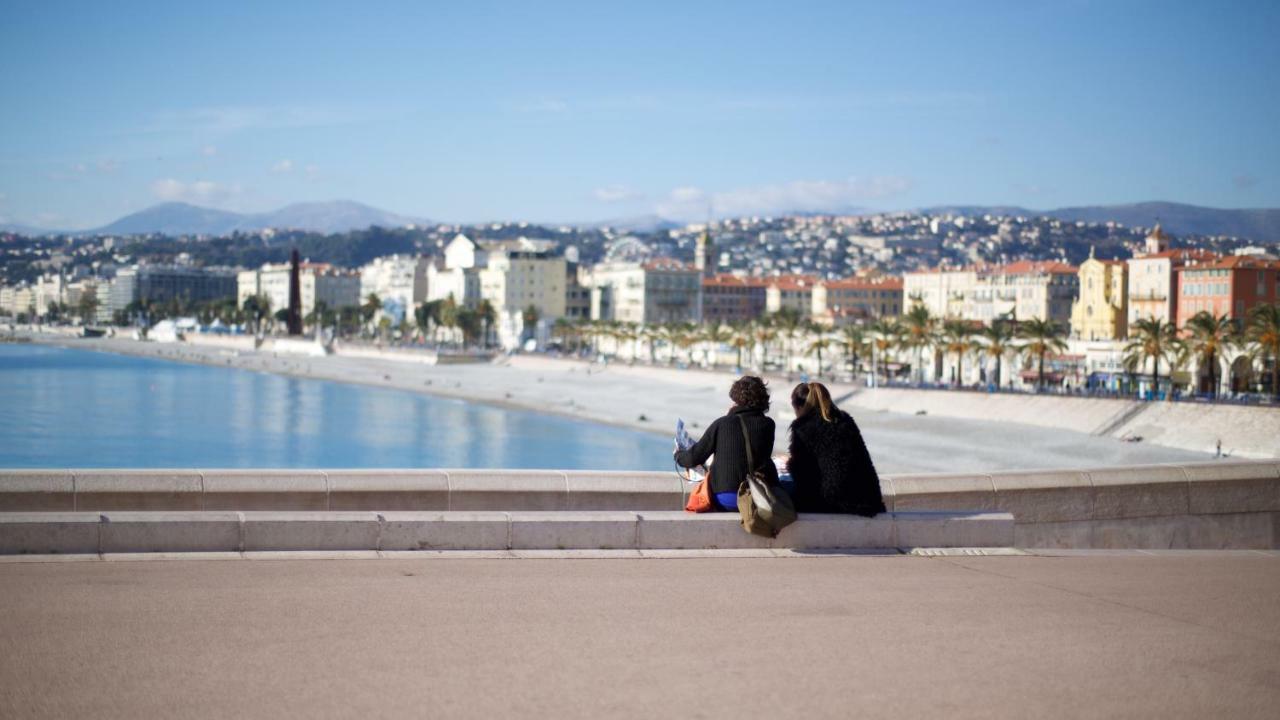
left=2, top=552, right=1279, bottom=718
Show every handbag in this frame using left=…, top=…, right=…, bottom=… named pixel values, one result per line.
left=684, top=467, right=715, bottom=513
left=736, top=416, right=797, bottom=538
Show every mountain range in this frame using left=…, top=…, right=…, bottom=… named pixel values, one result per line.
left=2, top=200, right=1277, bottom=242
left=0, top=200, right=430, bottom=237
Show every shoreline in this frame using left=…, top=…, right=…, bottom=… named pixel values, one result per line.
left=9, top=331, right=1230, bottom=474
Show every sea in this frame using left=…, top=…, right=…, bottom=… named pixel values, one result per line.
left=0, top=344, right=673, bottom=470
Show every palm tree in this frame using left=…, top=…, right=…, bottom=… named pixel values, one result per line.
left=770, top=308, right=805, bottom=374
left=867, top=318, right=902, bottom=386
left=700, top=322, right=734, bottom=367
left=805, top=330, right=837, bottom=379
left=729, top=326, right=752, bottom=370
left=1018, top=318, right=1069, bottom=390
left=1123, top=317, right=1182, bottom=398
left=899, top=304, right=938, bottom=384
left=839, top=324, right=867, bottom=381
left=941, top=318, right=976, bottom=386
left=978, top=319, right=1017, bottom=389
left=1244, top=303, right=1280, bottom=400
left=640, top=324, right=663, bottom=364
left=752, top=322, right=777, bottom=370
left=1182, top=311, right=1237, bottom=399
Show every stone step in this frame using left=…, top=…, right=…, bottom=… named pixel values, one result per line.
left=0, top=510, right=1014, bottom=554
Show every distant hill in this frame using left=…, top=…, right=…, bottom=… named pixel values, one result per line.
left=588, top=214, right=682, bottom=233
left=83, top=200, right=431, bottom=237
left=924, top=202, right=1280, bottom=242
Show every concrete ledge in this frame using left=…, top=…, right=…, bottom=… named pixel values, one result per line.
left=0, top=471, right=74, bottom=511
left=202, top=471, right=327, bottom=511
left=327, top=470, right=449, bottom=511
left=563, top=472, right=683, bottom=510
left=1182, top=462, right=1280, bottom=515
left=241, top=511, right=381, bottom=551
left=988, top=469, right=1093, bottom=523
left=0, top=512, right=100, bottom=554
left=0, top=510, right=1012, bottom=553
left=447, top=470, right=569, bottom=510
left=73, top=470, right=203, bottom=511
left=379, top=511, right=509, bottom=551
left=888, top=473, right=996, bottom=512
left=1087, top=465, right=1189, bottom=520
left=100, top=511, right=241, bottom=553
left=509, top=512, right=639, bottom=550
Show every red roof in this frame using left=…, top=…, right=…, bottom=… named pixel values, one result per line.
left=994, top=260, right=1078, bottom=275
left=1178, top=255, right=1280, bottom=271
left=821, top=276, right=904, bottom=290
left=766, top=274, right=820, bottom=290
left=1134, top=248, right=1218, bottom=265
left=702, top=274, right=769, bottom=288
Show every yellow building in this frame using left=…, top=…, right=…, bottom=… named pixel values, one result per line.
left=1070, top=247, right=1128, bottom=340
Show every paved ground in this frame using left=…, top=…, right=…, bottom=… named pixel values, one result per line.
left=2, top=553, right=1279, bottom=718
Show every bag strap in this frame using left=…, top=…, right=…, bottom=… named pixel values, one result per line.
left=737, top=415, right=756, bottom=471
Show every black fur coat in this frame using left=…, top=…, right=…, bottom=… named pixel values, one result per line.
left=786, top=409, right=886, bottom=516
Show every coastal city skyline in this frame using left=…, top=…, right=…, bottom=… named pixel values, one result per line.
left=3, top=1, right=1279, bottom=230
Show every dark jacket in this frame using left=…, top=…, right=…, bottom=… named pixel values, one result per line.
left=786, top=409, right=885, bottom=516
left=675, top=406, right=778, bottom=496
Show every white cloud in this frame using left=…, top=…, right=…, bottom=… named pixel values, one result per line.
left=96, top=159, right=119, bottom=173
left=201, top=145, right=218, bottom=157
left=146, top=105, right=359, bottom=136
left=150, top=178, right=242, bottom=205
left=593, top=185, right=643, bottom=203
left=271, top=159, right=294, bottom=174
left=304, top=164, right=319, bottom=179
left=656, top=177, right=912, bottom=221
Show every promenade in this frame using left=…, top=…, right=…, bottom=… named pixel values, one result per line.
left=2, top=552, right=1278, bottom=718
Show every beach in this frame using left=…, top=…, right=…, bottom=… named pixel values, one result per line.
left=11, top=331, right=1224, bottom=474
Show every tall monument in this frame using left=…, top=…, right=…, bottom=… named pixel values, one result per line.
left=695, top=228, right=715, bottom=278
left=287, top=249, right=303, bottom=335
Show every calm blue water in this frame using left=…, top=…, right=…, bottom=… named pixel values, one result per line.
left=0, top=344, right=672, bottom=470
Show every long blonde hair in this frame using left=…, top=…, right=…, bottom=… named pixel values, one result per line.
left=792, top=382, right=835, bottom=422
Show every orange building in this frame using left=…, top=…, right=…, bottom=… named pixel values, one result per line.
left=812, top=276, right=904, bottom=327
left=1176, top=255, right=1280, bottom=328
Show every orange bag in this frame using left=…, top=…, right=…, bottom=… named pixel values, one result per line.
left=685, top=474, right=714, bottom=513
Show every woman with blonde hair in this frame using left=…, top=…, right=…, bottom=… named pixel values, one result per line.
left=785, top=382, right=885, bottom=516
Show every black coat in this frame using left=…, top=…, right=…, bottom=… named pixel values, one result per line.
left=786, top=409, right=885, bottom=516
left=675, top=406, right=778, bottom=496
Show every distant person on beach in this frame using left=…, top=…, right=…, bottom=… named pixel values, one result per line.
left=786, top=382, right=885, bottom=517
left=674, top=375, right=778, bottom=511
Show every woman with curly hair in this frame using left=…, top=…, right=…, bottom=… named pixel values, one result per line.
left=674, top=375, right=778, bottom=511
left=786, top=382, right=885, bottom=516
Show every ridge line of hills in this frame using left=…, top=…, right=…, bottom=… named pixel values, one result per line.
left=2, top=199, right=1277, bottom=242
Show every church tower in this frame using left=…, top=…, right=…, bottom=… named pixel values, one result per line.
left=695, top=228, right=715, bottom=278
left=1144, top=223, right=1169, bottom=255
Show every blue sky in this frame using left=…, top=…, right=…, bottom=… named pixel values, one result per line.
left=1, top=0, right=1277, bottom=229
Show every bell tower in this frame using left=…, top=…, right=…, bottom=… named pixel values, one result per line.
left=1144, top=223, right=1169, bottom=255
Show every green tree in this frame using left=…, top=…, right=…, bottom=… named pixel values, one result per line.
left=839, top=324, right=866, bottom=380
left=941, top=318, right=976, bottom=386
left=978, top=319, right=1017, bottom=389
left=700, top=322, right=733, bottom=367
left=1244, top=303, right=1280, bottom=400
left=1019, top=318, right=1069, bottom=390
left=900, top=303, right=938, bottom=384
left=770, top=308, right=805, bottom=373
left=1123, top=317, right=1181, bottom=398
left=1182, top=311, right=1237, bottom=399
left=805, top=329, right=837, bottom=378
left=867, top=318, right=902, bottom=386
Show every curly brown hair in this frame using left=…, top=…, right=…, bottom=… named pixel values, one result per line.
left=729, top=375, right=770, bottom=411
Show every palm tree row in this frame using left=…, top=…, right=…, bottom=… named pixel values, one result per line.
left=552, top=301, right=1280, bottom=400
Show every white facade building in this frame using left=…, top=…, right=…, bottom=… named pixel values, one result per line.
left=237, top=262, right=360, bottom=318
left=359, top=254, right=430, bottom=323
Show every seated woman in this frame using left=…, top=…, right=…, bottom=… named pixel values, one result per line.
left=786, top=382, right=885, bottom=517
left=675, top=375, right=778, bottom=511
